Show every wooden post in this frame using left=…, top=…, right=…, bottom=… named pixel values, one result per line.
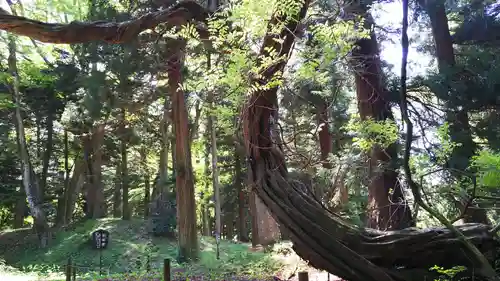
left=163, top=258, right=171, bottom=281
left=72, top=266, right=76, bottom=281
left=298, top=271, right=309, bottom=281
left=65, top=257, right=72, bottom=281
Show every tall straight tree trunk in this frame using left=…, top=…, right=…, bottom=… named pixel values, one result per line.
left=202, top=133, right=211, bottom=236
left=348, top=6, right=412, bottom=230
left=141, top=147, right=151, bottom=219
left=235, top=144, right=249, bottom=242
left=226, top=212, right=235, bottom=240
left=171, top=135, right=176, bottom=179
left=210, top=123, right=221, bottom=239
left=418, top=0, right=487, bottom=224
left=113, top=161, right=122, bottom=218
left=55, top=129, right=71, bottom=226
left=158, top=96, right=170, bottom=198
left=64, top=156, right=86, bottom=222
left=93, top=125, right=106, bottom=218
left=144, top=174, right=151, bottom=218
left=13, top=188, right=26, bottom=228
left=36, top=117, right=41, bottom=158
left=40, top=113, right=54, bottom=196
left=8, top=33, right=50, bottom=246
left=249, top=172, right=259, bottom=247
left=168, top=39, right=198, bottom=262
left=207, top=58, right=221, bottom=240
left=201, top=202, right=210, bottom=236
left=120, top=108, right=130, bottom=220
left=86, top=125, right=106, bottom=219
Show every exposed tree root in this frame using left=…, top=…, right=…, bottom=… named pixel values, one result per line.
left=250, top=149, right=498, bottom=281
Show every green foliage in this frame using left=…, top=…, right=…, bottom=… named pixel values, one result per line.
left=430, top=265, right=467, bottom=281
left=309, top=19, right=368, bottom=64
left=472, top=150, right=500, bottom=188
left=346, top=116, right=398, bottom=151
left=0, top=93, right=14, bottom=109
left=435, top=122, right=462, bottom=166
left=275, top=0, right=304, bottom=20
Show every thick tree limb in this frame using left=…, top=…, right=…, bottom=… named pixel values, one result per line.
left=0, top=1, right=209, bottom=44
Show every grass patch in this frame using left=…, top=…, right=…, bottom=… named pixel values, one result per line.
left=0, top=218, right=284, bottom=280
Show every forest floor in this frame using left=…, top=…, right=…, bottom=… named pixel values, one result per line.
left=0, top=218, right=336, bottom=281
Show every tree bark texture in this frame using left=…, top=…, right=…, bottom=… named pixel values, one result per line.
left=207, top=89, right=221, bottom=239
left=88, top=124, right=106, bottom=218
left=55, top=129, right=71, bottom=226
left=158, top=96, right=170, bottom=198
left=120, top=108, right=130, bottom=220
left=40, top=112, right=54, bottom=196
left=168, top=39, right=198, bottom=261
left=113, top=161, right=122, bottom=218
left=235, top=144, right=249, bottom=242
left=202, top=136, right=211, bottom=237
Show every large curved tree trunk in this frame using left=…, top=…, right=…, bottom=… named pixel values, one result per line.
left=242, top=1, right=498, bottom=281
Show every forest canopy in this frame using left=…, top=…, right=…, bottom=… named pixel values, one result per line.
left=1, top=0, right=500, bottom=281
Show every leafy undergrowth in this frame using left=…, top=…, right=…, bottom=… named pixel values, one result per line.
left=0, top=218, right=295, bottom=280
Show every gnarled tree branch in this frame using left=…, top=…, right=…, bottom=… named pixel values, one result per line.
left=0, top=0, right=209, bottom=44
